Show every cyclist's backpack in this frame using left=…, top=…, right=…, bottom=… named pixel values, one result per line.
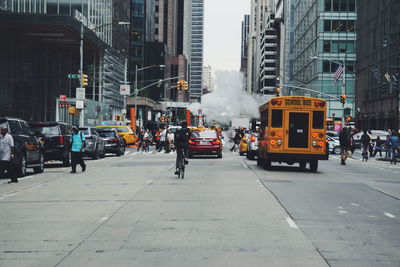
left=361, top=134, right=370, bottom=146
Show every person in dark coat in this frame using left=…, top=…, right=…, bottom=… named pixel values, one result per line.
left=339, top=127, right=350, bottom=165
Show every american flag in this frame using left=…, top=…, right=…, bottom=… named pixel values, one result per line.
left=334, top=65, right=344, bottom=82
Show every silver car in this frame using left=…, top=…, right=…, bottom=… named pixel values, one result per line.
left=79, top=127, right=106, bottom=159
left=246, top=133, right=258, bottom=160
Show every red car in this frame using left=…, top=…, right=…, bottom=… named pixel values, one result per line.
left=188, top=129, right=222, bottom=158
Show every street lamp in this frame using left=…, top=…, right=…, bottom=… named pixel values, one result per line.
left=78, top=20, right=130, bottom=126
left=310, top=52, right=348, bottom=127
left=134, top=65, right=166, bottom=121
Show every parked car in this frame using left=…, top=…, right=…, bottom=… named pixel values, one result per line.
left=327, top=136, right=341, bottom=154
left=0, top=117, right=45, bottom=177
left=188, top=129, right=222, bottom=158
left=246, top=133, right=258, bottom=160
left=239, top=134, right=249, bottom=156
left=326, top=131, right=339, bottom=140
left=29, top=121, right=73, bottom=166
left=79, top=127, right=106, bottom=159
left=95, top=125, right=135, bottom=145
left=97, top=129, right=126, bottom=156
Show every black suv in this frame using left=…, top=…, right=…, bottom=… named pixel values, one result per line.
left=29, top=122, right=73, bottom=166
left=97, top=129, right=126, bottom=156
left=0, top=117, right=45, bottom=177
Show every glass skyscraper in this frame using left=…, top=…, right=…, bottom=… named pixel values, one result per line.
left=189, top=0, right=204, bottom=102
left=294, top=0, right=356, bottom=118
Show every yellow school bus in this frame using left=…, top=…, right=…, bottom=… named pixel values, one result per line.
left=257, top=96, right=328, bottom=172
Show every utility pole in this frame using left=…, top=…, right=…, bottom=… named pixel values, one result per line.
left=341, top=52, right=347, bottom=127
left=79, top=21, right=84, bottom=127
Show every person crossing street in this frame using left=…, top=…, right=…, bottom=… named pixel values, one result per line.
left=70, top=127, right=86, bottom=173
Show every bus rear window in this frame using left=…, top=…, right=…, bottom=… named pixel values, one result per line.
left=313, top=111, right=324, bottom=129
left=271, top=110, right=283, bottom=128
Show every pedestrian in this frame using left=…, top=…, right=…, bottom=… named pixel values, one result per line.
left=339, top=127, right=350, bottom=165
left=159, top=127, right=167, bottom=152
left=367, top=130, right=374, bottom=157
left=385, top=134, right=391, bottom=158
left=70, top=127, right=86, bottom=173
left=155, top=129, right=161, bottom=151
left=0, top=127, right=17, bottom=183
left=348, top=129, right=356, bottom=154
left=360, top=130, right=371, bottom=162
left=230, top=129, right=241, bottom=152
left=143, top=129, right=151, bottom=152
left=372, top=136, right=383, bottom=158
left=389, top=132, right=399, bottom=165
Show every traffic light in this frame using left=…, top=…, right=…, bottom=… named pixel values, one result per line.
left=81, top=73, right=88, bottom=87
left=340, top=94, right=347, bottom=104
left=275, top=88, right=281, bottom=97
left=177, top=80, right=184, bottom=90
left=182, top=80, right=188, bottom=90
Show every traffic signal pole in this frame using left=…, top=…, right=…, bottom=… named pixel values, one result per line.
left=79, top=22, right=84, bottom=127
left=341, top=52, right=347, bottom=127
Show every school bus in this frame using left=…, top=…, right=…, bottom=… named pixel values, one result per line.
left=257, top=96, right=328, bottom=172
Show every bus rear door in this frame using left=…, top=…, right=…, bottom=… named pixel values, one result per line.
left=284, top=110, right=310, bottom=150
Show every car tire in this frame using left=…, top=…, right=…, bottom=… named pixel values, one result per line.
left=33, top=153, right=45, bottom=174
left=92, top=145, right=99, bottom=160
left=257, top=156, right=262, bottom=166
left=333, top=146, right=341, bottom=155
left=217, top=153, right=222, bottom=158
left=62, top=152, right=71, bottom=167
left=16, top=154, right=27, bottom=178
left=299, top=161, right=306, bottom=170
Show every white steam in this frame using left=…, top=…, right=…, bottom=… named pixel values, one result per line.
left=189, top=71, right=261, bottom=123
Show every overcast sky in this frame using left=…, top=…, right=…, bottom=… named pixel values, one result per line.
left=203, top=0, right=250, bottom=73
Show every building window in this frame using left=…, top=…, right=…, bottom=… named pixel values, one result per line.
left=323, top=41, right=331, bottom=52
left=325, top=0, right=332, bottom=11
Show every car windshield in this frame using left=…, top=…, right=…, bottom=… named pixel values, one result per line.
left=191, top=130, right=217, bottom=139
left=116, top=127, right=129, bottom=132
left=31, top=125, right=59, bottom=136
left=80, top=129, right=90, bottom=135
left=98, top=131, right=115, bottom=138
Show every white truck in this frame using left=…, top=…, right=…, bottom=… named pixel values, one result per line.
left=231, top=117, right=250, bottom=129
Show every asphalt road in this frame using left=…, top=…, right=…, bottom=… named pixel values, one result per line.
left=0, top=145, right=399, bottom=267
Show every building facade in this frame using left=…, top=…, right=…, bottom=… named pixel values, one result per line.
left=240, top=14, right=250, bottom=77
left=202, top=65, right=214, bottom=94
left=0, top=0, right=127, bottom=124
left=293, top=0, right=356, bottom=119
left=259, top=12, right=278, bottom=94
left=189, top=0, right=204, bottom=102
left=356, top=0, right=400, bottom=131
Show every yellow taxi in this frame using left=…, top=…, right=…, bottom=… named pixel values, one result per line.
left=239, top=133, right=249, bottom=156
left=95, top=125, right=136, bottom=145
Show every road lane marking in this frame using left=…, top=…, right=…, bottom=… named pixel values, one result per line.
left=351, top=202, right=360, bottom=207
left=384, top=212, right=395, bottom=218
left=286, top=217, right=298, bottom=229
left=243, top=164, right=248, bottom=169
left=338, top=210, right=348, bottom=214
left=99, top=216, right=109, bottom=222
left=146, top=180, right=153, bottom=185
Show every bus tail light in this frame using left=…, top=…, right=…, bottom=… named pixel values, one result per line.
left=270, top=131, right=276, bottom=137
left=312, top=132, right=318, bottom=138
left=319, top=133, right=324, bottom=138
left=270, top=140, right=276, bottom=145
left=277, top=131, right=283, bottom=137
left=318, top=141, right=325, bottom=147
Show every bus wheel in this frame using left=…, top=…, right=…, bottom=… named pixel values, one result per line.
left=310, top=160, right=318, bottom=172
left=299, top=161, right=306, bottom=170
left=257, top=156, right=262, bottom=166
left=264, top=160, right=272, bottom=170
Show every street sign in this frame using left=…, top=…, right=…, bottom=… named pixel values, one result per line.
left=120, top=85, right=131, bottom=95
left=59, top=95, right=67, bottom=101
left=76, top=99, right=84, bottom=109
left=68, top=74, right=80, bottom=79
left=76, top=87, right=85, bottom=100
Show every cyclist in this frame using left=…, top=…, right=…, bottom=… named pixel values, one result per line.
left=174, top=121, right=190, bottom=175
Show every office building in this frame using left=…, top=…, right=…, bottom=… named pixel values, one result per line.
left=240, top=14, right=250, bottom=77
left=202, top=65, right=214, bottom=94
left=356, top=0, right=400, bottom=131
left=293, top=0, right=356, bottom=119
left=189, top=0, right=204, bottom=102
left=0, top=0, right=128, bottom=124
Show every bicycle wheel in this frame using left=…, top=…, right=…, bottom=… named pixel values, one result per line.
left=181, top=165, right=185, bottom=179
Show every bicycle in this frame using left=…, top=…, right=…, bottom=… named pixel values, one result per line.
left=175, top=148, right=187, bottom=179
